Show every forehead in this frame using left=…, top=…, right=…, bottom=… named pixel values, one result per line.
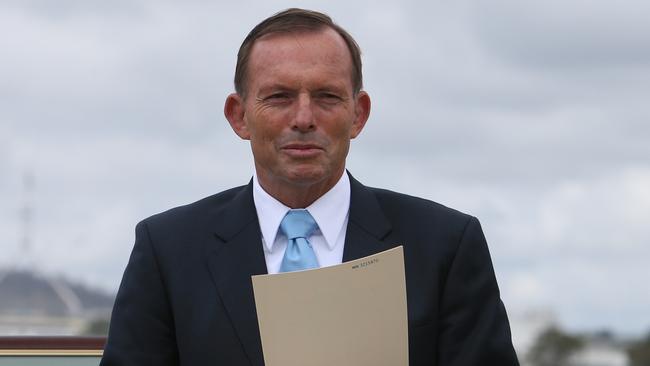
left=246, top=28, right=354, bottom=90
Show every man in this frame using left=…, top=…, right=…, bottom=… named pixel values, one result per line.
left=101, top=8, right=519, bottom=366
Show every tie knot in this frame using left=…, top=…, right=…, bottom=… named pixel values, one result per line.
left=279, top=209, right=318, bottom=240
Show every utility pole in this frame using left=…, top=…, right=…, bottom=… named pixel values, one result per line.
left=18, top=170, right=35, bottom=269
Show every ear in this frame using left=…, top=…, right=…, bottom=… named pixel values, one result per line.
left=350, top=91, right=371, bottom=139
left=224, top=93, right=251, bottom=140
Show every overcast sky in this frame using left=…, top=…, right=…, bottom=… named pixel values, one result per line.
left=1, top=0, right=649, bottom=337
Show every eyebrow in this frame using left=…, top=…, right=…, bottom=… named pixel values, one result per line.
left=256, top=84, right=293, bottom=95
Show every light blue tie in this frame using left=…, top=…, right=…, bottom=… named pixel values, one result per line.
left=279, top=209, right=320, bottom=272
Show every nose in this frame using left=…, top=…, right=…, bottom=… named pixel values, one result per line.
left=292, top=93, right=315, bottom=132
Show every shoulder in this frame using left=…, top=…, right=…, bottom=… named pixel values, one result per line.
left=366, top=185, right=474, bottom=228
left=139, top=184, right=249, bottom=234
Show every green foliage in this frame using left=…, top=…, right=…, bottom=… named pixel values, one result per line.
left=81, top=317, right=111, bottom=336
left=628, top=331, right=650, bottom=366
left=526, top=326, right=584, bottom=366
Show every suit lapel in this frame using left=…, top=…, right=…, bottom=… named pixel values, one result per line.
left=205, top=181, right=266, bottom=366
left=343, top=174, right=397, bottom=261
left=203, top=175, right=396, bottom=365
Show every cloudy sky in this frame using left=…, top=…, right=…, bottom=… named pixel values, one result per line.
left=1, top=0, right=649, bottom=338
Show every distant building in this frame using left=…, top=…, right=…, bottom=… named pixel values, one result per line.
left=0, top=269, right=114, bottom=335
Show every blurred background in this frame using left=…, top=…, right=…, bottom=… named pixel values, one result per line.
left=1, top=0, right=649, bottom=364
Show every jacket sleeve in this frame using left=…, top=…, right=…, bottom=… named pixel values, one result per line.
left=437, top=216, right=520, bottom=366
left=100, top=221, right=179, bottom=366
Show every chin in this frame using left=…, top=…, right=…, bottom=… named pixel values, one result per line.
left=284, top=167, right=329, bottom=185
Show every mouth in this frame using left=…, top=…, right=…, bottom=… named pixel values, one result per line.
left=281, top=143, right=324, bottom=158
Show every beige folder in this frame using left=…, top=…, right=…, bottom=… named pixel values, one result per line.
left=252, top=246, right=408, bottom=366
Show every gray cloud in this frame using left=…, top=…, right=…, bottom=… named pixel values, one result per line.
left=471, top=0, right=650, bottom=70
left=1, top=0, right=649, bottom=336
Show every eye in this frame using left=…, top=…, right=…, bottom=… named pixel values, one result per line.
left=317, top=92, right=343, bottom=104
left=265, top=92, right=290, bottom=101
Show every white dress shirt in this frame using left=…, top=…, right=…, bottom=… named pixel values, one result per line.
left=252, top=172, right=350, bottom=274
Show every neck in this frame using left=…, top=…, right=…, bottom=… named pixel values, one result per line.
left=256, top=170, right=345, bottom=209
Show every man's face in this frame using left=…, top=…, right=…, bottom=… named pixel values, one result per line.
left=225, top=28, right=370, bottom=197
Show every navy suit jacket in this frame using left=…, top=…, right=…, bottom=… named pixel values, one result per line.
left=101, top=174, right=519, bottom=365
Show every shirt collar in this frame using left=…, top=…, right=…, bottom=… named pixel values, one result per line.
left=252, top=172, right=351, bottom=253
